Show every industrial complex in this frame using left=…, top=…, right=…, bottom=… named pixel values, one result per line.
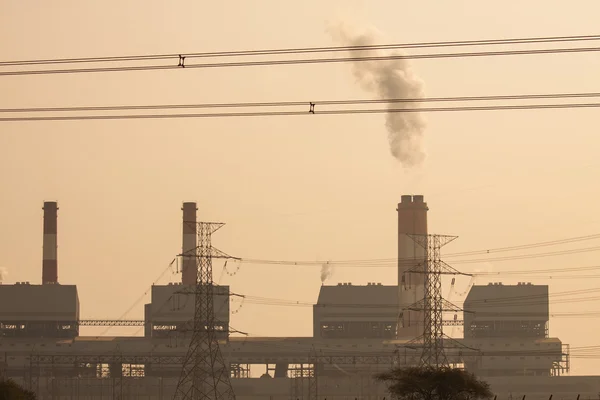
left=0, top=197, right=597, bottom=400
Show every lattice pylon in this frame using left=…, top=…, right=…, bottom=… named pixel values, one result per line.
left=173, top=222, right=236, bottom=400
left=401, top=234, right=476, bottom=368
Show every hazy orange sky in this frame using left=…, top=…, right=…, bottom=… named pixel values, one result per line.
left=1, top=1, right=600, bottom=374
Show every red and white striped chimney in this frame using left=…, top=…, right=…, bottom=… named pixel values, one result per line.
left=42, top=201, right=59, bottom=284
left=181, top=202, right=198, bottom=285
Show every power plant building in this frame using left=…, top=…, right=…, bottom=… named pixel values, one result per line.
left=144, top=283, right=230, bottom=339
left=0, top=283, right=80, bottom=338
left=0, top=198, right=586, bottom=400
left=313, top=283, right=397, bottom=339
left=464, top=282, right=549, bottom=339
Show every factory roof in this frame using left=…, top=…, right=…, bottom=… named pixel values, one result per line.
left=464, top=283, right=549, bottom=319
left=316, top=284, right=397, bottom=305
left=464, top=283, right=548, bottom=303
left=0, top=283, right=79, bottom=320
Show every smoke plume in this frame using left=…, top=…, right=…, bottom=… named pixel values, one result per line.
left=0, top=267, right=7, bottom=283
left=328, top=23, right=426, bottom=167
left=320, top=262, right=334, bottom=283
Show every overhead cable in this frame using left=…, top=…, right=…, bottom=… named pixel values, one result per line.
left=3, top=91, right=600, bottom=114
left=2, top=37, right=600, bottom=76
left=3, top=33, right=600, bottom=67
left=3, top=102, right=600, bottom=122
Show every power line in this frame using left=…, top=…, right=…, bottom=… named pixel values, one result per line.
left=476, top=265, right=600, bottom=275
left=239, top=233, right=600, bottom=266
left=221, top=289, right=600, bottom=319
left=3, top=102, right=600, bottom=122
left=3, top=91, right=600, bottom=114
left=226, top=286, right=600, bottom=310
left=2, top=45, right=600, bottom=77
left=446, top=233, right=600, bottom=258
left=99, top=258, right=178, bottom=335
left=240, top=245, right=600, bottom=268
left=3, top=33, right=600, bottom=67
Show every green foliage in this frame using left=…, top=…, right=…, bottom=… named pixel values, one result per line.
left=0, top=379, right=37, bottom=400
left=375, top=366, right=493, bottom=400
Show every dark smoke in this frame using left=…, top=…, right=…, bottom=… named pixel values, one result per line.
left=329, top=24, right=426, bottom=167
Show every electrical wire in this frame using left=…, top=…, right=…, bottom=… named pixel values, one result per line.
left=98, top=258, right=177, bottom=335
left=446, top=233, right=600, bottom=258
left=3, top=102, right=600, bottom=122
left=241, top=246, right=600, bottom=269
left=227, top=286, right=600, bottom=310
left=2, top=45, right=600, bottom=77
left=240, top=231, right=600, bottom=266
left=3, top=33, right=600, bottom=67
left=3, top=92, right=600, bottom=114
left=475, top=264, right=600, bottom=275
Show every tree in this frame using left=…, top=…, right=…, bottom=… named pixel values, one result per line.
left=375, top=366, right=493, bottom=400
left=0, top=379, right=37, bottom=400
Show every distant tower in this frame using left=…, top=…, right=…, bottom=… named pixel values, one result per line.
left=396, top=195, right=428, bottom=338
left=42, top=201, right=58, bottom=284
left=173, top=222, right=236, bottom=400
left=181, top=202, right=198, bottom=285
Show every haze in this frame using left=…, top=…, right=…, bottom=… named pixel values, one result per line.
left=1, top=0, right=600, bottom=377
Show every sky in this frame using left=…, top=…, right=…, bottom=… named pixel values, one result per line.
left=1, top=0, right=600, bottom=375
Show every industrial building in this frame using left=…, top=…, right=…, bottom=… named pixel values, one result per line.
left=0, top=197, right=591, bottom=400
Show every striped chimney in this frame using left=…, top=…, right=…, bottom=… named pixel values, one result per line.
left=181, top=202, right=198, bottom=285
left=42, top=201, right=59, bottom=284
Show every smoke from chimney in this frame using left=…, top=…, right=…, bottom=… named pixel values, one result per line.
left=320, top=262, right=334, bottom=283
left=328, top=23, right=426, bottom=167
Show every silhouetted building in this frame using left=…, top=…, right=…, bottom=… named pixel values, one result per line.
left=144, top=283, right=230, bottom=339
left=0, top=283, right=79, bottom=338
left=313, top=283, right=397, bottom=339
left=464, top=282, right=549, bottom=339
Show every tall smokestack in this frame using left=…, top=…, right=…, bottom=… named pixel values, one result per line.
left=397, top=195, right=428, bottom=338
left=42, top=201, right=58, bottom=284
left=181, top=202, right=198, bottom=285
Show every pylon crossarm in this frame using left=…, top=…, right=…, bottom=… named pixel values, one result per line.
left=208, top=246, right=238, bottom=260
left=440, top=299, right=464, bottom=313
left=438, top=261, right=472, bottom=276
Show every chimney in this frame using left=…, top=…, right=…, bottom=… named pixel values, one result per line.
left=396, top=195, right=428, bottom=338
left=397, top=195, right=428, bottom=285
left=181, top=202, right=198, bottom=285
left=42, top=201, right=58, bottom=284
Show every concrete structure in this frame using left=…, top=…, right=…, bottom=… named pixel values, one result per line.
left=464, top=282, right=549, bottom=339
left=0, top=283, right=80, bottom=338
left=144, top=283, right=230, bottom=339
left=181, top=202, right=197, bottom=286
left=462, top=282, right=563, bottom=377
left=397, top=194, right=428, bottom=338
left=42, top=201, right=58, bottom=285
left=313, top=283, right=397, bottom=339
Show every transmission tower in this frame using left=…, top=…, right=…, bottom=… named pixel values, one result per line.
left=173, top=222, right=236, bottom=400
left=401, top=234, right=473, bottom=368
